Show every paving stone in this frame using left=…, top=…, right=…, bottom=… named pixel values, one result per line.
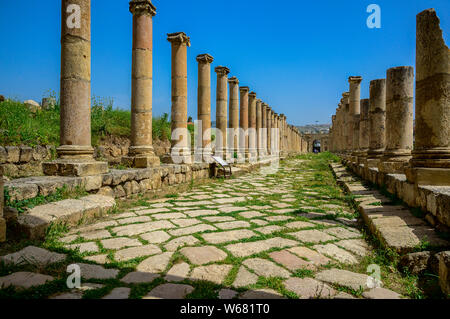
left=71, top=221, right=117, bottom=234
left=315, top=268, right=371, bottom=291
left=134, top=208, right=171, bottom=215
left=272, top=203, right=292, bottom=208
left=59, top=234, right=78, bottom=243
left=313, top=244, right=359, bottom=264
left=219, top=289, right=238, bottom=299
left=102, top=287, right=130, bottom=299
left=226, top=237, right=298, bottom=257
left=184, top=209, right=221, bottom=217
left=240, top=289, right=285, bottom=299
left=180, top=246, right=227, bottom=265
left=101, top=237, right=142, bottom=250
left=288, top=229, right=336, bottom=244
left=144, top=284, right=194, bottom=299
left=214, top=197, right=247, bottom=204
left=0, top=246, right=66, bottom=266
left=254, top=225, right=284, bottom=235
left=362, top=287, right=401, bottom=299
left=313, top=220, right=342, bottom=227
left=0, top=272, right=54, bottom=290
left=84, top=254, right=109, bottom=264
left=169, top=224, right=216, bottom=236
left=152, top=213, right=187, bottom=220
left=140, top=230, right=171, bottom=244
left=219, top=206, right=248, bottom=213
left=333, top=292, right=357, bottom=299
left=284, top=277, right=336, bottom=299
left=112, top=220, right=175, bottom=236
left=136, top=252, right=173, bottom=273
left=250, top=219, right=269, bottom=226
left=265, top=216, right=293, bottom=222
left=165, top=262, right=190, bottom=282
left=111, top=212, right=137, bottom=219
left=269, top=250, right=316, bottom=271
left=50, top=292, right=83, bottom=299
left=65, top=242, right=99, bottom=253
left=151, top=202, right=173, bottom=208
left=115, top=244, right=162, bottom=262
left=175, top=200, right=213, bottom=206
left=79, top=230, right=112, bottom=240
left=323, top=227, right=362, bottom=239
left=165, top=236, right=200, bottom=251
left=243, top=258, right=291, bottom=278
left=201, top=229, right=257, bottom=244
left=117, top=216, right=152, bottom=225
left=190, top=264, right=233, bottom=284
left=215, top=221, right=251, bottom=230
left=271, top=208, right=297, bottom=214
left=121, top=271, right=160, bottom=284
left=77, top=263, right=119, bottom=279
left=287, top=246, right=331, bottom=266
left=240, top=211, right=266, bottom=218
left=202, top=216, right=236, bottom=222
left=284, top=221, right=316, bottom=229
left=233, top=267, right=258, bottom=288
left=171, top=218, right=202, bottom=227
left=249, top=205, right=273, bottom=210
left=336, top=239, right=370, bottom=257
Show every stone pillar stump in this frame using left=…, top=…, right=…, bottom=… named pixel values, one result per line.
left=366, top=79, right=386, bottom=168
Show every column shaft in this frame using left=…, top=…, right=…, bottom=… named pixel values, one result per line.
left=215, top=66, right=230, bottom=159
left=228, top=77, right=240, bottom=160
left=239, top=87, right=249, bottom=160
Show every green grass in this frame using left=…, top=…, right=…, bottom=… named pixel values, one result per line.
left=0, top=96, right=171, bottom=147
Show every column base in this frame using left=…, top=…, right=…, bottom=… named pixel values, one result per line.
left=377, top=160, right=408, bottom=174
left=405, top=167, right=450, bottom=186
left=43, top=159, right=108, bottom=177
left=161, top=149, right=192, bottom=164
left=122, top=154, right=160, bottom=168
left=365, top=158, right=381, bottom=168
left=0, top=217, right=5, bottom=242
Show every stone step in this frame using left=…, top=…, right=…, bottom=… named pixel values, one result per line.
left=16, top=195, right=116, bottom=240
left=330, top=164, right=450, bottom=254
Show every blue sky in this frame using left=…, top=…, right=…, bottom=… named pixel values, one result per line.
left=0, top=0, right=449, bottom=126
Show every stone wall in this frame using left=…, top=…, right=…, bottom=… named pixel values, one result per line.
left=0, top=145, right=55, bottom=178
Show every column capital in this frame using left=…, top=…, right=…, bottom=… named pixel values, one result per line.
left=167, top=32, right=191, bottom=47
left=228, top=76, right=239, bottom=84
left=196, top=53, right=214, bottom=64
left=342, top=91, right=350, bottom=98
left=130, top=0, right=156, bottom=16
left=249, top=91, right=257, bottom=98
left=348, top=76, right=362, bottom=84
left=239, top=86, right=250, bottom=93
left=214, top=66, right=230, bottom=76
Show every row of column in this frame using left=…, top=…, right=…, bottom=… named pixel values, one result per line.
left=329, top=9, right=449, bottom=186
left=45, top=0, right=305, bottom=176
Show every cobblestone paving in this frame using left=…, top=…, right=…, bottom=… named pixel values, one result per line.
left=0, top=156, right=408, bottom=299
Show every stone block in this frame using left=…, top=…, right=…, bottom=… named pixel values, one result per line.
left=439, top=251, right=450, bottom=297
left=5, top=146, right=20, bottom=163
left=19, top=146, right=33, bottom=163
left=406, top=167, right=450, bottom=187
left=43, top=159, right=108, bottom=177
left=0, top=146, right=7, bottom=164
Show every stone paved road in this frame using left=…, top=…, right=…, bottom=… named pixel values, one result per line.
left=0, top=156, right=405, bottom=299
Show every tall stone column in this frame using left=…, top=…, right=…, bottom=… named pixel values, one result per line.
left=349, top=76, right=362, bottom=161
left=215, top=66, right=230, bottom=160
left=195, top=54, right=214, bottom=161
left=122, top=0, right=160, bottom=168
left=406, top=9, right=450, bottom=186
left=358, top=99, right=370, bottom=163
left=228, top=76, right=240, bottom=161
left=256, top=99, right=263, bottom=159
left=261, top=102, right=267, bottom=157
left=164, top=32, right=191, bottom=164
left=239, top=86, right=250, bottom=161
left=343, top=92, right=351, bottom=154
left=43, top=0, right=108, bottom=176
left=248, top=92, right=257, bottom=161
left=266, top=106, right=272, bottom=155
left=366, top=79, right=386, bottom=168
left=378, top=66, right=414, bottom=174
left=273, top=113, right=279, bottom=156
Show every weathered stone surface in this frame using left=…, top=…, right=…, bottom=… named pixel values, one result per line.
left=115, top=244, right=162, bottom=262
left=240, top=211, right=265, bottom=218
left=101, top=237, right=142, bottom=250
left=65, top=242, right=99, bottom=253
left=255, top=225, right=284, bottom=235
left=135, top=208, right=171, bottom=215
left=439, top=251, right=450, bottom=296
left=239, top=289, right=285, bottom=299
left=201, top=229, right=257, bottom=244
left=362, top=287, right=401, bottom=299
left=289, top=229, right=336, bottom=243
left=84, top=254, right=109, bottom=264
left=335, top=239, right=370, bottom=257
left=202, top=216, right=235, bottom=222
left=399, top=251, right=431, bottom=274
left=152, top=213, right=187, bottom=220
left=136, top=252, right=173, bottom=273
left=169, top=224, right=216, bottom=236
left=117, top=216, right=152, bottom=225
left=144, top=283, right=194, bottom=299
left=0, top=272, right=54, bottom=290
left=243, top=258, right=291, bottom=278
left=313, top=243, right=359, bottom=264
left=180, top=246, right=227, bottom=265
left=165, top=262, right=190, bottom=282
left=219, top=289, right=238, bottom=299
left=226, top=237, right=297, bottom=257
left=140, top=230, right=171, bottom=244
left=284, top=277, right=335, bottom=299
left=121, top=271, right=160, bottom=284
left=77, top=263, right=119, bottom=279
left=112, top=220, right=175, bottom=236
left=190, top=264, right=232, bottom=284
left=184, top=209, right=220, bottom=217
left=232, top=266, right=258, bottom=288
left=285, top=221, right=316, bottom=229
left=287, top=246, right=331, bottom=266
left=323, top=227, right=361, bottom=239
left=165, top=236, right=200, bottom=251
left=79, top=230, right=112, bottom=240
left=315, top=268, right=370, bottom=291
left=0, top=246, right=65, bottom=266
left=102, top=287, right=130, bottom=299
left=269, top=250, right=315, bottom=271
left=171, top=218, right=202, bottom=227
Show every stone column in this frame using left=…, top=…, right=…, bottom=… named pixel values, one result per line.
left=358, top=99, right=370, bottom=163
left=239, top=86, right=250, bottom=161
left=0, top=166, right=5, bottom=242
left=165, top=32, right=191, bottom=164
left=349, top=76, right=362, bottom=161
left=406, top=9, right=450, bottom=186
left=228, top=76, right=240, bottom=161
left=273, top=113, right=279, bottom=156
left=378, top=66, right=414, bottom=174
left=43, top=0, right=108, bottom=176
left=343, top=92, right=351, bottom=154
left=266, top=106, right=272, bottom=155
left=331, top=115, right=336, bottom=152
left=248, top=92, right=257, bottom=161
left=195, top=54, right=214, bottom=161
left=215, top=66, right=230, bottom=160
left=261, top=102, right=267, bottom=157
left=122, top=0, right=160, bottom=168
left=256, top=99, right=263, bottom=159
left=366, top=79, right=386, bottom=168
